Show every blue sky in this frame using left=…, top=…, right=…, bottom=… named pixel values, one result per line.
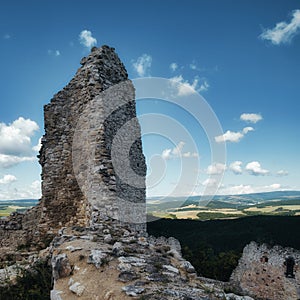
left=0, top=0, right=300, bottom=199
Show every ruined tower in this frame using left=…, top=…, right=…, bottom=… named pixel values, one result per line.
left=38, top=45, right=147, bottom=232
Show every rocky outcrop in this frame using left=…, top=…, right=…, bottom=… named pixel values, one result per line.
left=231, top=241, right=300, bottom=299
left=49, top=221, right=249, bottom=300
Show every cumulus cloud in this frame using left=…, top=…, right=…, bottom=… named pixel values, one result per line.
left=245, top=161, right=269, bottom=176
left=0, top=174, right=17, bottom=184
left=0, top=154, right=35, bottom=168
left=260, top=10, right=300, bottom=45
left=242, top=127, right=254, bottom=134
left=206, top=163, right=226, bottom=175
left=221, top=184, right=254, bottom=195
left=161, top=149, right=172, bottom=160
left=170, top=75, right=209, bottom=96
left=276, top=170, right=289, bottom=176
left=169, top=62, right=178, bottom=72
left=0, top=117, right=39, bottom=168
left=202, top=178, right=217, bottom=187
left=161, top=141, right=198, bottom=160
left=79, top=30, right=97, bottom=48
left=132, top=54, right=152, bottom=77
left=229, top=161, right=243, bottom=175
left=240, top=113, right=263, bottom=124
left=32, top=137, right=42, bottom=152
left=215, top=127, right=254, bottom=143
left=198, top=80, right=209, bottom=92
left=219, top=183, right=283, bottom=195
left=0, top=117, right=39, bottom=156
left=3, top=34, right=11, bottom=40
left=0, top=179, right=41, bottom=200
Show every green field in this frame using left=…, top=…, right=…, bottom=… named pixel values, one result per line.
left=0, top=200, right=38, bottom=217
left=147, top=191, right=300, bottom=220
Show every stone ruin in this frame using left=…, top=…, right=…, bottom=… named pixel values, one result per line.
left=39, top=45, right=147, bottom=233
left=231, top=241, right=300, bottom=299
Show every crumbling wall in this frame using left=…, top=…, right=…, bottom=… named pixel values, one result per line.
left=38, top=45, right=146, bottom=232
left=230, top=241, right=300, bottom=299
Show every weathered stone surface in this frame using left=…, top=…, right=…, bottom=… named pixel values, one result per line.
left=50, top=289, right=63, bottom=300
left=231, top=241, right=300, bottom=300
left=39, top=45, right=146, bottom=232
left=52, top=254, right=72, bottom=280
left=87, top=249, right=108, bottom=268
left=69, top=281, right=85, bottom=296
left=122, top=284, right=145, bottom=296
left=118, top=271, right=139, bottom=282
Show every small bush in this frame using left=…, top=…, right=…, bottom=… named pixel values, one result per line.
left=0, top=259, right=52, bottom=299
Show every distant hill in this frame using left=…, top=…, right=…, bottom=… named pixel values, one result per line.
left=0, top=199, right=39, bottom=204
left=147, top=191, right=300, bottom=220
left=148, top=191, right=300, bottom=205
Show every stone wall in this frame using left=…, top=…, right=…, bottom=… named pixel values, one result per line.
left=231, top=241, right=300, bottom=299
left=38, top=45, right=146, bottom=232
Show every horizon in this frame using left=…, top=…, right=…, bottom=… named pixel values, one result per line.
left=1, top=189, right=300, bottom=202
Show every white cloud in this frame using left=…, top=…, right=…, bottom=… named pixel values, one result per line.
left=0, top=174, right=17, bottom=184
left=79, top=30, right=97, bottom=48
left=240, top=113, right=263, bottom=123
left=215, top=127, right=254, bottom=143
left=133, top=54, right=152, bottom=77
left=268, top=183, right=281, bottom=190
left=0, top=117, right=39, bottom=156
left=245, top=161, right=269, bottom=176
left=3, top=34, right=11, bottom=40
left=260, top=10, right=300, bottom=45
left=172, top=141, right=185, bottom=156
left=32, top=137, right=42, bottom=152
left=242, top=127, right=254, bottom=134
left=202, top=178, right=217, bottom=187
left=215, top=130, right=243, bottom=143
left=0, top=180, right=41, bottom=200
left=169, top=62, right=178, bottom=72
left=276, top=170, right=289, bottom=176
left=48, top=49, right=61, bottom=57
left=161, top=141, right=198, bottom=160
left=219, top=183, right=283, bottom=195
left=221, top=184, right=254, bottom=195
left=206, top=163, right=226, bottom=175
left=0, top=154, right=35, bottom=168
left=229, top=161, right=243, bottom=175
left=0, top=117, right=39, bottom=168
left=169, top=75, right=209, bottom=96
left=161, top=149, right=172, bottom=160
left=198, top=80, right=209, bottom=92
left=182, top=152, right=198, bottom=158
